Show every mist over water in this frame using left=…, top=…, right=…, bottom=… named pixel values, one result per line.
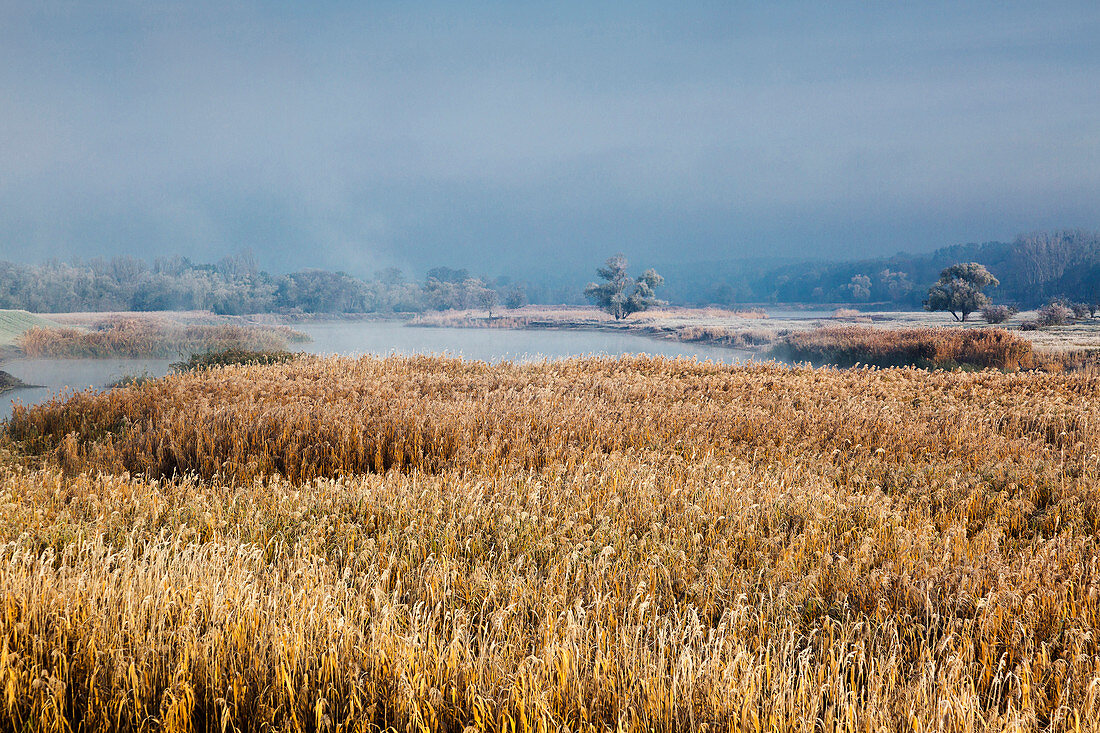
left=1, top=323, right=755, bottom=420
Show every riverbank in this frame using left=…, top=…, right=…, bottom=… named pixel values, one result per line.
left=5, top=305, right=1100, bottom=370
left=409, top=305, right=1100, bottom=370
left=0, top=370, right=31, bottom=394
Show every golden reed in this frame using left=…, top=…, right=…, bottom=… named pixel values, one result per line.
left=3, top=354, right=1100, bottom=731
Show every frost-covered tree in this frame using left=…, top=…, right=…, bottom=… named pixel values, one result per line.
left=924, top=263, right=999, bottom=322
left=584, top=254, right=665, bottom=320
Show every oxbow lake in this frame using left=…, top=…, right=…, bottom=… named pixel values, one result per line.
left=1, top=321, right=758, bottom=421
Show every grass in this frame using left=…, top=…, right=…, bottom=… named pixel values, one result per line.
left=0, top=309, right=64, bottom=347
left=15, top=318, right=311, bottom=359
left=3, top=354, right=1100, bottom=730
left=409, top=306, right=769, bottom=329
left=674, top=324, right=777, bottom=349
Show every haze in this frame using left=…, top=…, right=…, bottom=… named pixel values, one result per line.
left=2, top=1, right=1098, bottom=277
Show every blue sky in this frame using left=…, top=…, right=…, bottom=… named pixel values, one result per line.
left=1, top=1, right=1098, bottom=276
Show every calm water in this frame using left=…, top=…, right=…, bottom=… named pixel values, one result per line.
left=298, top=322, right=753, bottom=362
left=1, top=358, right=174, bottom=421
left=1, top=321, right=755, bottom=421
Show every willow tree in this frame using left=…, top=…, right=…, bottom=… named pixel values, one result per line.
left=924, top=262, right=999, bottom=322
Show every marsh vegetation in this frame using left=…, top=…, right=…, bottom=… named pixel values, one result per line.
left=3, top=355, right=1100, bottom=730
left=16, top=318, right=310, bottom=359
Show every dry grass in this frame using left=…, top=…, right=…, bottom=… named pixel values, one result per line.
left=4, top=355, right=1100, bottom=730
left=16, top=319, right=310, bottom=359
left=770, top=325, right=1084, bottom=371
left=410, top=306, right=768, bottom=330
left=674, top=325, right=776, bottom=349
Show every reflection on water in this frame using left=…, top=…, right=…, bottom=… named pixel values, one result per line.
left=2, top=321, right=756, bottom=420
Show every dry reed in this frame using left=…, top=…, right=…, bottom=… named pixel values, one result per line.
left=773, top=326, right=1054, bottom=370
left=16, top=319, right=310, bottom=359
left=3, top=355, right=1100, bottom=731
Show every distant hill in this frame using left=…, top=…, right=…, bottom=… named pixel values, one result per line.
left=664, top=230, right=1100, bottom=308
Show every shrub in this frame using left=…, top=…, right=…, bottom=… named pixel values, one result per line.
left=1071, top=302, right=1091, bottom=319
left=170, top=348, right=300, bottom=372
left=1036, top=301, right=1075, bottom=327
left=980, top=305, right=1016, bottom=324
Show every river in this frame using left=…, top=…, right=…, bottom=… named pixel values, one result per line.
left=0, top=321, right=756, bottom=421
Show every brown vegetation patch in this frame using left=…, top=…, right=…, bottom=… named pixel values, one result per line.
left=16, top=318, right=310, bottom=359
left=674, top=324, right=776, bottom=348
left=771, top=325, right=1077, bottom=370
left=0, top=369, right=30, bottom=392
left=4, top=356, right=1100, bottom=729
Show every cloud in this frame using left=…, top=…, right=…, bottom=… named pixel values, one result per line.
left=1, top=1, right=1097, bottom=274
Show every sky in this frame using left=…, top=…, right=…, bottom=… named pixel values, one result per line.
left=1, top=1, right=1098, bottom=278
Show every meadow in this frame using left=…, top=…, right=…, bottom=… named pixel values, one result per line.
left=3, top=354, right=1100, bottom=731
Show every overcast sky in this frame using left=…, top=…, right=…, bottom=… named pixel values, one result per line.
left=1, top=1, right=1098, bottom=276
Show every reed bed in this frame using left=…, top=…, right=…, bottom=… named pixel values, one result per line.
left=16, top=319, right=310, bottom=359
left=3, top=355, right=1100, bottom=731
left=772, top=325, right=1056, bottom=370
left=674, top=325, right=777, bottom=349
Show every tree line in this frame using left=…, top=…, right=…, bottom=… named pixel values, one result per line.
left=4, top=228, right=1096, bottom=315
left=0, top=254, right=531, bottom=315
left=724, top=230, right=1100, bottom=309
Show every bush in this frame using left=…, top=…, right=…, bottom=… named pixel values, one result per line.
left=1036, top=301, right=1075, bottom=327
left=1071, top=302, right=1091, bottom=319
left=980, top=305, right=1017, bottom=324
left=170, top=348, right=300, bottom=373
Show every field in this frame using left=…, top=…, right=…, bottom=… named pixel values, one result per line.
left=3, top=354, right=1100, bottom=732
left=0, top=310, right=64, bottom=348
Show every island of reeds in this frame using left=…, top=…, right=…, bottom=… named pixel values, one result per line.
left=3, top=354, right=1100, bottom=731
left=15, top=318, right=310, bottom=359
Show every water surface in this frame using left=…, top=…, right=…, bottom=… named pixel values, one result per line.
left=1, top=358, right=173, bottom=421
left=297, top=321, right=753, bottom=363
left=2, top=321, right=755, bottom=420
